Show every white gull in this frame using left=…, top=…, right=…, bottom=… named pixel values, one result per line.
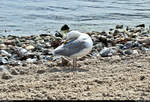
left=53, top=30, right=93, bottom=68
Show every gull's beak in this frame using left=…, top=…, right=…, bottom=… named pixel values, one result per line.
left=63, top=40, right=68, bottom=44
left=62, top=39, right=69, bottom=45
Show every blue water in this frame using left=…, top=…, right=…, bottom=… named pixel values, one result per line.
left=0, top=0, right=150, bottom=36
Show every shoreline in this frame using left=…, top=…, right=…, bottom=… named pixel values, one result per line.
left=1, top=24, right=150, bottom=37
left=1, top=24, right=150, bottom=100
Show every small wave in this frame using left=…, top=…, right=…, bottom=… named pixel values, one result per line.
left=108, top=13, right=150, bottom=19
left=24, top=6, right=55, bottom=11
left=48, top=6, right=76, bottom=11
left=26, top=14, right=74, bottom=21
left=78, top=0, right=104, bottom=3
left=133, top=8, right=150, bottom=11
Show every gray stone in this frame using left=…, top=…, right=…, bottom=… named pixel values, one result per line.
left=0, top=50, right=11, bottom=57
left=94, top=43, right=104, bottom=51
left=0, top=44, right=7, bottom=49
left=100, top=47, right=112, bottom=57
left=140, top=47, right=150, bottom=52
left=133, top=41, right=141, bottom=47
left=116, top=44, right=124, bottom=49
left=35, top=43, right=44, bottom=51
left=43, top=56, right=53, bottom=61
left=16, top=47, right=27, bottom=57
left=8, top=60, right=22, bottom=66
left=0, top=65, right=8, bottom=72
left=42, top=49, right=52, bottom=55
left=136, top=24, right=145, bottom=28
left=10, top=68, right=19, bottom=75
left=123, top=41, right=134, bottom=49
left=0, top=57, right=8, bottom=65
left=123, top=50, right=133, bottom=55
left=132, top=50, right=139, bottom=55
left=116, top=25, right=123, bottom=29
left=37, top=69, right=46, bottom=74
left=26, top=58, right=37, bottom=63
left=2, top=72, right=12, bottom=80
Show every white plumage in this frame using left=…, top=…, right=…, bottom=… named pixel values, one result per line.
left=53, top=30, right=93, bottom=68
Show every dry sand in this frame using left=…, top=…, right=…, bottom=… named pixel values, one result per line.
left=0, top=51, right=150, bottom=100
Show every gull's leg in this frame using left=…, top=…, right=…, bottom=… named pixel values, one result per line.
left=75, top=57, right=77, bottom=68
left=72, top=58, right=77, bottom=75
left=73, top=57, right=77, bottom=70
left=73, top=58, right=75, bottom=69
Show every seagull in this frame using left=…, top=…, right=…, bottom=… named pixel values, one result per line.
left=52, top=30, right=93, bottom=70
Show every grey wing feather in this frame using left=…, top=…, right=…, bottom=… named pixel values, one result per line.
left=54, top=40, right=88, bottom=57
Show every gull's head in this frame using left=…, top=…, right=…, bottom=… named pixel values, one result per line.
left=66, top=31, right=82, bottom=40
left=60, top=24, right=70, bottom=39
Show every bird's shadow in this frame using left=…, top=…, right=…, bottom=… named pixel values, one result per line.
left=48, top=67, right=89, bottom=73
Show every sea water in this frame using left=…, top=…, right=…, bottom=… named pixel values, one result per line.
left=0, top=0, right=150, bottom=36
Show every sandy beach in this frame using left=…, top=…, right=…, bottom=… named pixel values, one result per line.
left=0, top=24, right=150, bottom=100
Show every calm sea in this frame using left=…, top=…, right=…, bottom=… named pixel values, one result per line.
left=0, top=0, right=150, bottom=36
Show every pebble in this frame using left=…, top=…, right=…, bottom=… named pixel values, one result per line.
left=116, top=25, right=123, bottom=29
left=136, top=24, right=145, bottom=28
left=0, top=57, right=8, bottom=65
left=2, top=72, right=12, bottom=80
left=37, top=69, right=46, bottom=74
left=100, top=47, right=112, bottom=57
left=132, top=50, right=139, bottom=55
left=140, top=76, right=145, bottom=80
left=10, top=68, right=19, bottom=75
left=0, top=65, right=9, bottom=72
left=138, top=37, right=150, bottom=45
left=25, top=45, right=35, bottom=50
left=123, top=49, right=133, bottom=55
left=55, top=31, right=63, bottom=38
left=123, top=41, right=134, bottom=49
left=16, top=47, right=27, bottom=57
left=0, top=44, right=7, bottom=49
left=26, top=58, right=37, bottom=63
left=0, top=50, right=11, bottom=57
